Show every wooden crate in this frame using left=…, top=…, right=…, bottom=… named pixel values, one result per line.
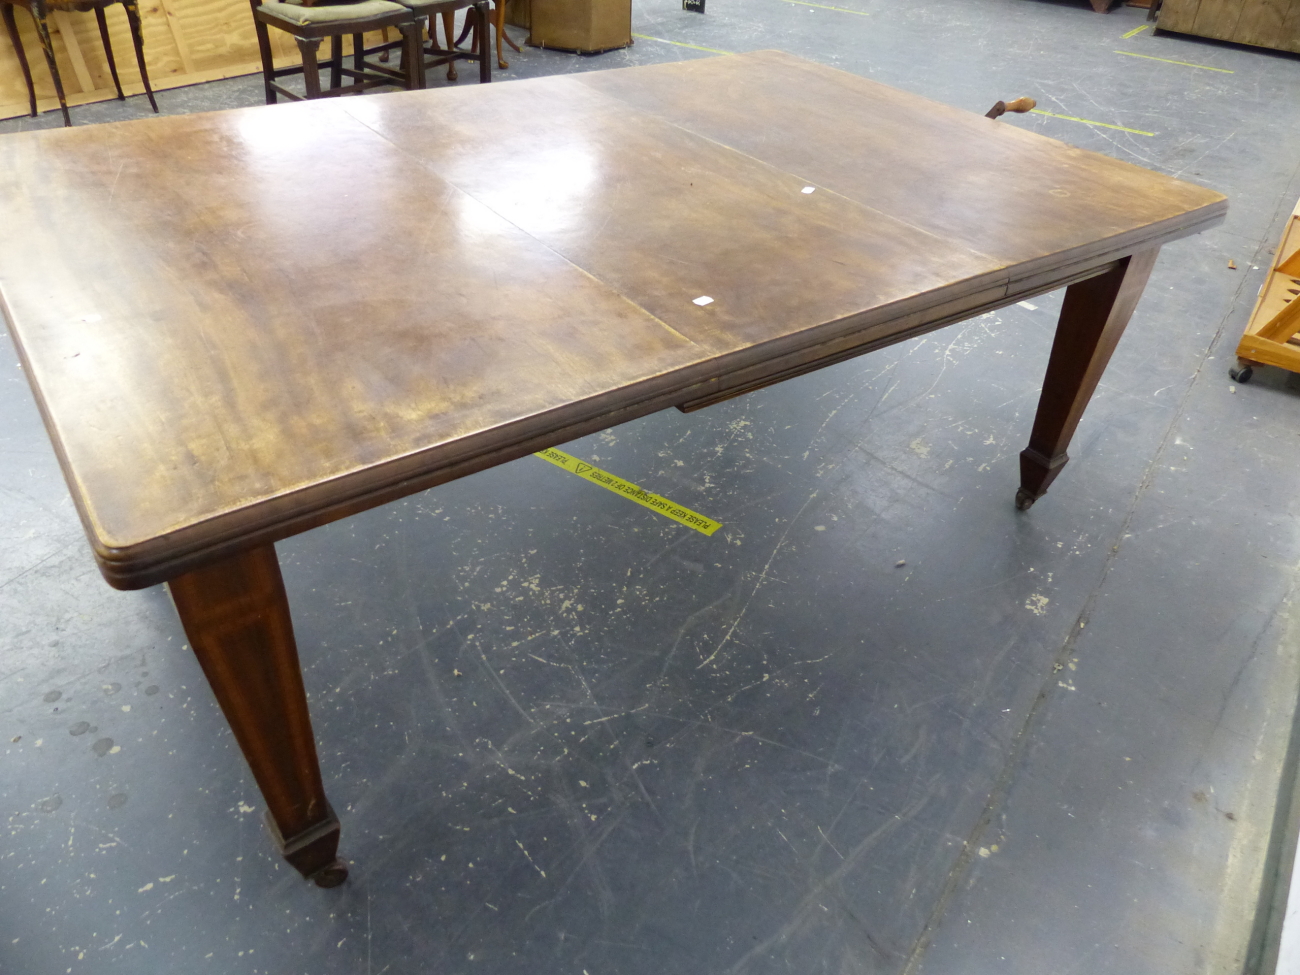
left=1157, top=0, right=1300, bottom=54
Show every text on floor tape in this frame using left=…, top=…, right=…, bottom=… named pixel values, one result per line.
left=535, top=448, right=722, bottom=536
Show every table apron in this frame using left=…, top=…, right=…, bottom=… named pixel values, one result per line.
left=679, top=258, right=1125, bottom=412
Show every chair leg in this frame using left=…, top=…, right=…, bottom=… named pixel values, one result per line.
left=493, top=0, right=509, bottom=68
left=396, top=22, right=406, bottom=82
left=93, top=6, right=126, bottom=100
left=493, top=0, right=503, bottom=69
left=352, top=30, right=362, bottom=75
left=121, top=0, right=159, bottom=111
left=441, top=10, right=456, bottom=81
left=295, top=34, right=323, bottom=98
left=253, top=16, right=277, bottom=103
left=29, top=8, right=71, bottom=125
left=399, top=18, right=424, bottom=89
left=1, top=4, right=38, bottom=117
left=328, top=32, right=341, bottom=90
left=497, top=0, right=519, bottom=55
left=475, top=0, right=490, bottom=83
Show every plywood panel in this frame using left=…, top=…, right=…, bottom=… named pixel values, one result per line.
left=50, top=10, right=96, bottom=91
left=164, top=0, right=262, bottom=71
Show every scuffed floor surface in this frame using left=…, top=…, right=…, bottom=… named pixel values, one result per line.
left=3, top=0, right=1300, bottom=973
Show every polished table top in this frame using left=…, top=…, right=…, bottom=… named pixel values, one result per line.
left=0, top=51, right=1225, bottom=590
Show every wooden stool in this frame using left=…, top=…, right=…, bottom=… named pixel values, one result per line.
left=0, top=0, right=158, bottom=126
left=250, top=0, right=426, bottom=102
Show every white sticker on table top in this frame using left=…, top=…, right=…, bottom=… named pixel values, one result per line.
left=693, top=296, right=714, bottom=306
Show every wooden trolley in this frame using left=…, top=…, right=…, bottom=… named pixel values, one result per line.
left=1232, top=197, right=1300, bottom=384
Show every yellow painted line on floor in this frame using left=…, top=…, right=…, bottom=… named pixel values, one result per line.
left=1121, top=23, right=1150, bottom=39
left=1115, top=50, right=1233, bottom=72
left=536, top=448, right=723, bottom=536
left=632, top=33, right=734, bottom=55
left=776, top=0, right=871, bottom=16
left=1030, top=108, right=1155, bottom=137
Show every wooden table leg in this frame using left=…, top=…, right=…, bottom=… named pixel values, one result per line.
left=1017, top=247, right=1160, bottom=510
left=168, top=544, right=347, bottom=887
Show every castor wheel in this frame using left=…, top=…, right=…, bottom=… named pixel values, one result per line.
left=1229, top=363, right=1253, bottom=384
left=311, top=858, right=349, bottom=888
left=1015, top=487, right=1037, bottom=511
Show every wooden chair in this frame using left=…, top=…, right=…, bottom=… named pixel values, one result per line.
left=363, top=0, right=491, bottom=86
left=1, top=0, right=158, bottom=126
left=250, top=0, right=426, bottom=102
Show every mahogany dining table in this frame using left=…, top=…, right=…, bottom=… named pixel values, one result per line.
left=0, top=50, right=1226, bottom=886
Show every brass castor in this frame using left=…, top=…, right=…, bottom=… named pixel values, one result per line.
left=1015, top=487, right=1037, bottom=511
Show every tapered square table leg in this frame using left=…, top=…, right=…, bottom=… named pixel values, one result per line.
left=1017, top=247, right=1159, bottom=510
left=168, top=544, right=347, bottom=887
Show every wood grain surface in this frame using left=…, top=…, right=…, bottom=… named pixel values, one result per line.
left=0, top=51, right=1226, bottom=588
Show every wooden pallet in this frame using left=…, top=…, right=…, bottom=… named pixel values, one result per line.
left=1233, top=198, right=1300, bottom=383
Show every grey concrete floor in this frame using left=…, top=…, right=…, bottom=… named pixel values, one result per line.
left=3, top=1, right=1300, bottom=973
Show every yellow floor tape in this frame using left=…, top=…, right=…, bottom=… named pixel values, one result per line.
left=536, top=448, right=723, bottom=536
left=1030, top=108, right=1155, bottom=136
left=1115, top=50, right=1233, bottom=73
left=630, top=34, right=735, bottom=55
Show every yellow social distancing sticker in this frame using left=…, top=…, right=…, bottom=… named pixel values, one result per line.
left=535, top=448, right=722, bottom=536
